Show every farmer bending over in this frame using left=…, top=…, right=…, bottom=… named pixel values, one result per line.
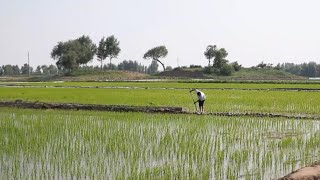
left=190, top=88, right=206, bottom=113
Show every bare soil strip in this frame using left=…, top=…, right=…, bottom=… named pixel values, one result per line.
left=279, top=161, right=320, bottom=180
left=0, top=100, right=186, bottom=113
left=1, top=84, right=320, bottom=91
left=1, top=100, right=320, bottom=120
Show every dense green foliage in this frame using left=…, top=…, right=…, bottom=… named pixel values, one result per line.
left=97, top=35, right=121, bottom=69
left=204, top=45, right=217, bottom=66
left=51, top=36, right=97, bottom=71
left=203, top=45, right=240, bottom=76
left=278, top=62, right=320, bottom=77
left=254, top=61, right=320, bottom=77
left=1, top=65, right=23, bottom=75
left=143, top=46, right=168, bottom=71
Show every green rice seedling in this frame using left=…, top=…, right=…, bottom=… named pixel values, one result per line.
left=1, top=83, right=320, bottom=116
left=0, top=107, right=320, bottom=179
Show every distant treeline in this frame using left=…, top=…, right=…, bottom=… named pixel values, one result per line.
left=78, top=60, right=170, bottom=74
left=256, top=61, right=320, bottom=77
left=0, top=63, right=58, bottom=76
left=1, top=61, right=319, bottom=77
left=0, top=60, right=172, bottom=76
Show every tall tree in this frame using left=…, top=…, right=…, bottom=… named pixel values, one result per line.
left=230, top=61, right=242, bottom=71
left=97, top=35, right=121, bottom=69
left=213, top=48, right=228, bottom=69
left=147, top=60, right=159, bottom=74
left=41, top=65, right=49, bottom=74
left=0, top=66, right=4, bottom=76
left=35, top=66, right=42, bottom=74
left=48, top=64, right=58, bottom=75
left=21, top=63, right=29, bottom=74
left=204, top=45, right=217, bottom=67
left=301, top=62, right=317, bottom=77
left=143, top=46, right=168, bottom=71
left=97, top=37, right=106, bottom=69
left=76, top=36, right=97, bottom=65
left=12, top=65, right=20, bottom=75
left=3, top=65, right=14, bottom=75
left=51, top=35, right=96, bottom=71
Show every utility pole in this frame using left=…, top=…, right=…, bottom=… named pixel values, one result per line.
left=177, top=57, right=179, bottom=68
left=28, top=51, right=30, bottom=76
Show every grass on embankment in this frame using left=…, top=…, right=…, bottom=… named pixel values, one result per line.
left=2, top=81, right=320, bottom=89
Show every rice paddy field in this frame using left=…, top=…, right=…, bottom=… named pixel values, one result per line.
left=1, top=81, right=320, bottom=179
left=0, top=84, right=320, bottom=116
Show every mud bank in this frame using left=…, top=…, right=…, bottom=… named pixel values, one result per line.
left=0, top=100, right=187, bottom=114
left=279, top=162, right=320, bottom=180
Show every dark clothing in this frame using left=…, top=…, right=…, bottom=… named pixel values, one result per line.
left=199, top=100, right=205, bottom=107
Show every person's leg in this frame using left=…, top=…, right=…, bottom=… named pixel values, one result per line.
left=199, top=100, right=204, bottom=113
left=201, top=100, right=205, bottom=113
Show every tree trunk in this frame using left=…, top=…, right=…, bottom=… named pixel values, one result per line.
left=101, top=61, right=103, bottom=70
left=109, top=58, right=112, bottom=70
left=156, top=59, right=165, bottom=71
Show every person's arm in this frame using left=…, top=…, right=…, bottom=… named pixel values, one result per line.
left=194, top=99, right=199, bottom=104
left=189, top=88, right=198, bottom=92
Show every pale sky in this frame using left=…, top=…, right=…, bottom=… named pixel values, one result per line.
left=1, top=0, right=319, bottom=68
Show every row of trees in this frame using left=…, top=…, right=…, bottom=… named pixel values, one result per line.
left=0, top=64, right=58, bottom=76
left=51, top=35, right=169, bottom=72
left=281, top=62, right=320, bottom=77
left=8, top=33, right=320, bottom=77
left=51, top=36, right=97, bottom=71
left=78, top=60, right=163, bottom=74
left=51, top=35, right=244, bottom=75
left=0, top=59, right=169, bottom=76
left=203, top=45, right=241, bottom=75
left=256, top=61, right=320, bottom=77
left=2, top=61, right=319, bottom=77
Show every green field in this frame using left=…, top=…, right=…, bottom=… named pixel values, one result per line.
left=0, top=81, right=319, bottom=179
left=2, top=81, right=320, bottom=89
left=0, top=86, right=319, bottom=115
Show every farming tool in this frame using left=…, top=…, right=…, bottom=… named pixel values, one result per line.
left=189, top=90, right=198, bottom=113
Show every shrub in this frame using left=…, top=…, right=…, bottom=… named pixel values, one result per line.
left=220, top=64, right=234, bottom=76
left=203, top=66, right=214, bottom=74
left=190, top=65, right=202, bottom=68
left=231, top=61, right=242, bottom=71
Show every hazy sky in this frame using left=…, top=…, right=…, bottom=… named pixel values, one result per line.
left=1, top=0, right=319, bottom=68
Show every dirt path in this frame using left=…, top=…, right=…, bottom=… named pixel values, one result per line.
left=279, top=162, right=320, bottom=179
